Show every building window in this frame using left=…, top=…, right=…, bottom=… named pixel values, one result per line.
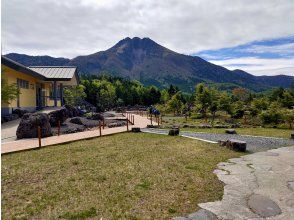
left=49, top=83, right=61, bottom=99
left=17, top=78, right=29, bottom=89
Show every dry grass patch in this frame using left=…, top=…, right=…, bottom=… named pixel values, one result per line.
left=2, top=133, right=244, bottom=219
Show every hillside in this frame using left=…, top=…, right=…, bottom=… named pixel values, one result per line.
left=5, top=37, right=294, bottom=92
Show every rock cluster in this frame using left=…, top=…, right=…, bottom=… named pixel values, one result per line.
left=48, top=105, right=82, bottom=127
left=16, top=113, right=52, bottom=139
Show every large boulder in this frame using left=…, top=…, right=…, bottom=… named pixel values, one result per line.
left=48, top=108, right=68, bottom=127
left=16, top=113, right=52, bottom=139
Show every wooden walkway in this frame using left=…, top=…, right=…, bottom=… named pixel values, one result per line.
left=1, top=113, right=151, bottom=154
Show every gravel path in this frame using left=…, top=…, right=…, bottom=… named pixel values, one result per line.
left=142, top=128, right=294, bottom=152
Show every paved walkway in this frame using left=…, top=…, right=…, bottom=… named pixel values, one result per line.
left=174, top=146, right=294, bottom=220
left=142, top=128, right=294, bottom=152
left=201, top=146, right=294, bottom=220
left=1, top=113, right=150, bottom=154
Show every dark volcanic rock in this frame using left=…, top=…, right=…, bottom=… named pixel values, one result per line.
left=225, top=129, right=237, bottom=134
left=64, top=105, right=80, bottom=117
left=69, top=117, right=99, bottom=128
left=87, top=113, right=104, bottom=121
left=131, top=127, right=141, bottom=132
left=48, top=108, right=68, bottom=126
left=12, top=109, right=29, bottom=117
left=169, top=126, right=180, bottom=136
left=16, top=113, right=52, bottom=139
left=222, top=139, right=247, bottom=152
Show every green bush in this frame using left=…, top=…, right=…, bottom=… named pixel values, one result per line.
left=260, top=110, right=282, bottom=125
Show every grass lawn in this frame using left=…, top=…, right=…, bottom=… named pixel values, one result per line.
left=162, top=116, right=293, bottom=139
left=2, top=133, right=244, bottom=219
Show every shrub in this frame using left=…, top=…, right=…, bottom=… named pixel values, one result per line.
left=260, top=110, right=282, bottom=125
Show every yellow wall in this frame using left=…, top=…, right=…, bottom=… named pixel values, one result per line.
left=2, top=65, right=38, bottom=109
left=1, top=65, right=62, bottom=111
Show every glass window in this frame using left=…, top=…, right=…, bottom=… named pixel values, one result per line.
left=17, top=78, right=29, bottom=89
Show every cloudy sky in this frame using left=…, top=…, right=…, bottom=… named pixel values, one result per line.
left=2, top=0, right=294, bottom=76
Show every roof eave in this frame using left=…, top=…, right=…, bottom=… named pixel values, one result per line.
left=1, top=56, right=47, bottom=81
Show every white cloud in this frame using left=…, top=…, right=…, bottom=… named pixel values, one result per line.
left=210, top=57, right=294, bottom=76
left=2, top=0, right=294, bottom=58
left=240, top=43, right=294, bottom=55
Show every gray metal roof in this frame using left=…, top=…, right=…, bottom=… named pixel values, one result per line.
left=28, top=66, right=77, bottom=80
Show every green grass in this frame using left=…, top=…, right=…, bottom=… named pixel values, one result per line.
left=162, top=115, right=293, bottom=139
left=2, top=133, right=244, bottom=219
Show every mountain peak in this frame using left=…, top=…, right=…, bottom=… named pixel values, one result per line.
left=5, top=37, right=294, bottom=92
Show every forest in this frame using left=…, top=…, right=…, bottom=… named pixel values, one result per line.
left=64, top=74, right=294, bottom=128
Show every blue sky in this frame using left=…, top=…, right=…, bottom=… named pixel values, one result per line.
left=194, top=37, right=294, bottom=76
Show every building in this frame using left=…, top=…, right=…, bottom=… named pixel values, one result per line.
left=1, top=56, right=79, bottom=115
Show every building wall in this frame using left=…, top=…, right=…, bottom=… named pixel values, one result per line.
left=2, top=65, right=38, bottom=114
left=1, top=65, right=62, bottom=115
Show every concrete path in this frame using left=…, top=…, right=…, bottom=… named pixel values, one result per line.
left=1, top=113, right=150, bottom=154
left=142, top=128, right=294, bottom=152
left=1, top=107, right=61, bottom=143
left=174, top=146, right=294, bottom=220
left=199, top=146, right=294, bottom=220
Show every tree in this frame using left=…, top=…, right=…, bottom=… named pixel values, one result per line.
left=167, top=92, right=184, bottom=115
left=232, top=87, right=248, bottom=102
left=63, top=85, right=86, bottom=106
left=1, top=79, right=20, bottom=104
left=259, top=102, right=283, bottom=125
left=280, top=91, right=294, bottom=109
left=218, top=92, right=232, bottom=114
left=168, top=84, right=179, bottom=97
left=282, top=109, right=294, bottom=129
left=194, top=83, right=213, bottom=121
left=160, top=89, right=169, bottom=104
left=143, top=86, right=161, bottom=106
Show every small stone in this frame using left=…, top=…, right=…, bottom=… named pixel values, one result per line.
left=169, top=129, right=179, bottom=136
left=248, top=194, right=281, bottom=218
left=227, top=139, right=246, bottom=152
left=291, top=133, right=294, bottom=139
left=131, top=127, right=141, bottom=132
left=225, top=129, right=237, bottom=134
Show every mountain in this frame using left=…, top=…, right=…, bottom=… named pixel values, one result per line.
left=5, top=53, right=70, bottom=66
left=5, top=37, right=294, bottom=92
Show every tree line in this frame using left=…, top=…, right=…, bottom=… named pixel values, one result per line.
left=64, top=74, right=294, bottom=128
